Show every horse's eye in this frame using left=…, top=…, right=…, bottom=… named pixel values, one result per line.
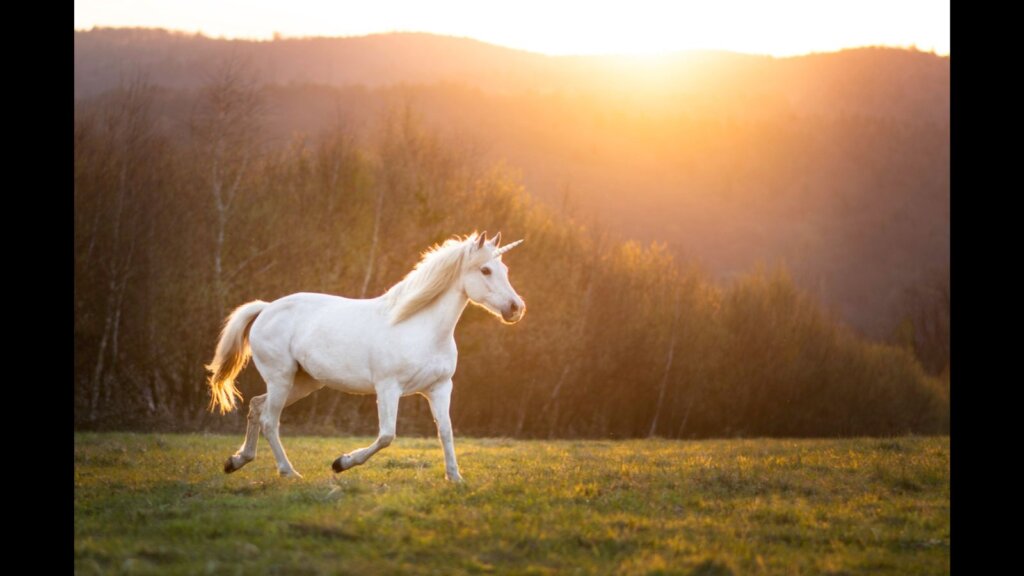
left=481, top=267, right=492, bottom=276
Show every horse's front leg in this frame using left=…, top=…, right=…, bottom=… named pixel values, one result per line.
left=332, top=382, right=400, bottom=473
left=426, top=379, right=463, bottom=482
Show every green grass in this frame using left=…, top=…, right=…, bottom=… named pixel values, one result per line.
left=74, top=433, right=949, bottom=575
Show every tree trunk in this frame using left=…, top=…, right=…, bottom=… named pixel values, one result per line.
left=89, top=286, right=116, bottom=421
left=676, top=398, right=694, bottom=438
left=542, top=249, right=601, bottom=437
left=546, top=365, right=571, bottom=438
left=360, top=180, right=386, bottom=298
left=649, top=293, right=682, bottom=437
left=514, top=380, right=535, bottom=436
left=90, top=139, right=134, bottom=421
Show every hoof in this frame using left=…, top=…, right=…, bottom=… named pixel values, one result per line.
left=280, top=470, right=303, bottom=479
left=224, top=457, right=239, bottom=474
left=332, top=457, right=345, bottom=473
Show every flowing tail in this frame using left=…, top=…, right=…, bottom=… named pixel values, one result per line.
left=206, top=300, right=268, bottom=414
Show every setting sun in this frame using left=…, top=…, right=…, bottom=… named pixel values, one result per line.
left=75, top=0, right=949, bottom=56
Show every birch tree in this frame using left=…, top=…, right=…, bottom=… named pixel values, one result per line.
left=81, top=75, right=156, bottom=421
left=191, top=59, right=264, bottom=315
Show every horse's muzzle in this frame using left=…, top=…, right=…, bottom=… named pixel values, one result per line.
left=502, top=300, right=525, bottom=323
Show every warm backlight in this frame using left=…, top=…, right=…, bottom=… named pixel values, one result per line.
left=75, top=0, right=949, bottom=57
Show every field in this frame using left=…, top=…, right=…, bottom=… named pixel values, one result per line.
left=74, top=433, right=949, bottom=575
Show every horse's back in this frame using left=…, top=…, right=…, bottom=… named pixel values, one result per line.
left=273, top=291, right=351, bottom=307
left=250, top=292, right=380, bottom=340
left=247, top=292, right=385, bottom=390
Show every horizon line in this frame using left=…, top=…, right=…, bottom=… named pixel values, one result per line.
left=74, top=26, right=950, bottom=59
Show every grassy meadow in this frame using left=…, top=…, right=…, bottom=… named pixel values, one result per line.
left=74, top=433, right=949, bottom=575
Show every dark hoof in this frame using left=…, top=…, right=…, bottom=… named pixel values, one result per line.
left=224, top=457, right=238, bottom=474
left=332, top=457, right=345, bottom=473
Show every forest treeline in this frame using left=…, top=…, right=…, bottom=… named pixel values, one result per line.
left=74, top=68, right=948, bottom=437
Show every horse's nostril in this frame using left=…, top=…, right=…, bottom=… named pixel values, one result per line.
left=509, top=301, right=519, bottom=312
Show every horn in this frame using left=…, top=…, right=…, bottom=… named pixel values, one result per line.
left=493, top=238, right=524, bottom=256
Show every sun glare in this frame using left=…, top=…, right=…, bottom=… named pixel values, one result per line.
left=75, top=0, right=949, bottom=57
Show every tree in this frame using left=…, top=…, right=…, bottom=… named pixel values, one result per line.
left=190, top=58, right=264, bottom=315
left=75, top=73, right=159, bottom=422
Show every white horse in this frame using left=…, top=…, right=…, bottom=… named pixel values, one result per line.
left=206, top=232, right=525, bottom=481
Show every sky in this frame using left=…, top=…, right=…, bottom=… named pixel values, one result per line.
left=74, top=0, right=949, bottom=57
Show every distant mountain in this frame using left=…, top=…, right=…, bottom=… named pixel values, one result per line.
left=73, top=28, right=949, bottom=337
left=75, top=28, right=556, bottom=98
left=74, top=28, right=948, bottom=124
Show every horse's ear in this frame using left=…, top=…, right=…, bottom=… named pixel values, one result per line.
left=476, top=232, right=487, bottom=250
left=491, top=231, right=502, bottom=247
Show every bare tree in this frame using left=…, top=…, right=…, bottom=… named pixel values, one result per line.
left=898, top=266, right=950, bottom=374
left=86, top=74, right=156, bottom=421
left=190, top=58, right=264, bottom=315
left=541, top=235, right=605, bottom=438
left=648, top=291, right=682, bottom=437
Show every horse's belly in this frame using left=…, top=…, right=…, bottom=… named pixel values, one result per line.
left=295, top=350, right=373, bottom=394
left=319, top=378, right=376, bottom=395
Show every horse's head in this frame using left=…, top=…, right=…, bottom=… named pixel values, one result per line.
left=462, top=232, right=526, bottom=324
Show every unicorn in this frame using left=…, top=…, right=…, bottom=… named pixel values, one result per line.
left=205, top=232, right=525, bottom=481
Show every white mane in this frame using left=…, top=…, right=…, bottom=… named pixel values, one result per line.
left=385, top=234, right=484, bottom=323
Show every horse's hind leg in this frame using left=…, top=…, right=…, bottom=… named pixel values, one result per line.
left=260, top=369, right=309, bottom=478
left=223, top=373, right=323, bottom=475
left=224, top=394, right=267, bottom=473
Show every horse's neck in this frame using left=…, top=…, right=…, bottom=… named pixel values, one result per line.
left=419, top=284, right=469, bottom=339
